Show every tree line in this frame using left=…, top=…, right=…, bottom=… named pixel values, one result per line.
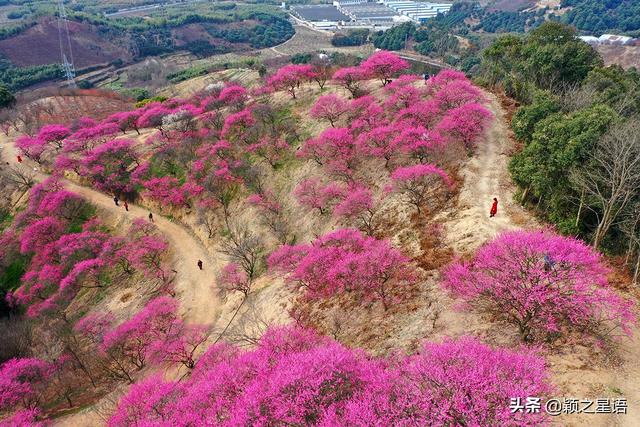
left=481, top=22, right=640, bottom=282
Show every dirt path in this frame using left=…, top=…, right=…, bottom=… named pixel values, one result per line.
left=0, top=135, right=218, bottom=326
left=442, top=91, right=640, bottom=426
left=443, top=91, right=535, bottom=252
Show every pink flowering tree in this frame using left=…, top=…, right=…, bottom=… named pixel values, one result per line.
left=425, top=69, right=468, bottom=92
left=106, top=110, right=143, bottom=135
left=109, top=326, right=551, bottom=426
left=267, top=64, right=315, bottom=99
left=443, top=230, right=636, bottom=343
left=218, top=85, right=248, bottom=111
left=434, top=79, right=484, bottom=110
left=341, top=336, right=552, bottom=426
left=293, top=178, right=345, bottom=215
left=218, top=262, right=252, bottom=296
left=333, top=186, right=379, bottom=236
left=269, top=229, right=417, bottom=309
left=360, top=51, right=409, bottom=86
left=333, top=66, right=367, bottom=98
left=136, top=104, right=172, bottom=134
left=383, top=84, right=422, bottom=112
left=97, top=296, right=179, bottom=382
left=399, top=127, right=447, bottom=165
left=435, top=102, right=493, bottom=151
left=221, top=109, right=256, bottom=142
left=78, top=139, right=140, bottom=196
left=0, top=358, right=52, bottom=411
left=355, top=124, right=403, bottom=168
left=310, top=94, right=349, bottom=127
left=297, top=127, right=358, bottom=180
left=141, top=176, right=202, bottom=209
left=116, top=219, right=170, bottom=283
left=15, top=135, right=48, bottom=164
left=391, top=164, right=454, bottom=215
left=37, top=124, right=70, bottom=151
left=246, top=137, right=290, bottom=168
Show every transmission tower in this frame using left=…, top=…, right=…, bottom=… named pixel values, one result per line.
left=57, top=0, right=76, bottom=87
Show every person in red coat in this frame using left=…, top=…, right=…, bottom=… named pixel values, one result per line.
left=17, top=155, right=22, bottom=163
left=490, top=198, right=498, bottom=218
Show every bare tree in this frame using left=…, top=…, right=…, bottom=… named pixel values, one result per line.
left=0, top=317, right=33, bottom=362
left=225, top=299, right=272, bottom=347
left=620, top=202, right=640, bottom=285
left=571, top=120, right=640, bottom=249
left=219, top=222, right=265, bottom=281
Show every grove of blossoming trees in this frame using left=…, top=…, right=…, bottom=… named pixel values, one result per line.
left=108, top=326, right=552, bottom=426
left=3, top=180, right=171, bottom=319
left=3, top=51, right=588, bottom=427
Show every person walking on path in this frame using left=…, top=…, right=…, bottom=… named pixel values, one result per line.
left=124, top=201, right=129, bottom=212
left=113, top=196, right=119, bottom=206
left=489, top=198, right=498, bottom=218
left=197, top=260, right=203, bottom=270
left=148, top=212, right=154, bottom=222
left=17, top=155, right=22, bottom=163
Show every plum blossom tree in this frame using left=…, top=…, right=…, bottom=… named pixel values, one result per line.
left=110, top=326, right=551, bottom=426
left=15, top=135, right=47, bottom=164
left=356, top=124, right=402, bottom=168
left=310, top=59, right=334, bottom=89
left=360, top=51, right=409, bottom=86
left=333, top=186, right=379, bottom=236
left=269, top=229, right=416, bottom=309
left=218, top=262, right=252, bottom=296
left=267, top=64, right=315, bottom=99
left=18, top=216, right=66, bottom=255
left=293, top=178, right=345, bottom=215
left=136, top=104, right=172, bottom=134
left=297, top=127, right=358, bottom=180
left=78, top=139, right=140, bottom=196
left=142, top=176, right=203, bottom=209
left=399, top=127, right=447, bottom=165
left=434, top=79, right=484, bottom=110
left=221, top=109, right=255, bottom=142
left=246, top=137, right=290, bottom=168
left=218, top=85, right=248, bottom=110
left=435, top=102, right=493, bottom=151
left=98, top=297, right=179, bottom=382
left=37, top=124, right=70, bottom=151
left=391, top=164, right=454, bottom=215
left=333, top=66, right=367, bottom=98
left=0, top=358, right=52, bottom=411
left=310, top=94, right=349, bottom=127
left=116, top=219, right=170, bottom=283
left=443, top=230, right=636, bottom=343
left=341, top=336, right=552, bottom=426
left=106, top=110, right=142, bottom=135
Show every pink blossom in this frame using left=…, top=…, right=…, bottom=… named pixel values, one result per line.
left=443, top=230, right=636, bottom=343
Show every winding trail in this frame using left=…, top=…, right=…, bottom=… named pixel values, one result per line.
left=443, top=91, right=534, bottom=252
left=0, top=134, right=218, bottom=326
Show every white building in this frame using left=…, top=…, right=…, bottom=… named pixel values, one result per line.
left=599, top=34, right=634, bottom=45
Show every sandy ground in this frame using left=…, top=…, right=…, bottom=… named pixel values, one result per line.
left=441, top=91, right=537, bottom=252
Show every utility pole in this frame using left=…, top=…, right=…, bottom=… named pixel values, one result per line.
left=57, top=0, right=77, bottom=88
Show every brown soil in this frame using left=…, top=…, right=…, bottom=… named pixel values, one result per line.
left=0, top=18, right=132, bottom=68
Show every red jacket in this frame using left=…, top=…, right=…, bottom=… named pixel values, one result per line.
left=490, top=200, right=498, bottom=215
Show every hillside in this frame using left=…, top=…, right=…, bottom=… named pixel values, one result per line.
left=1, top=47, right=639, bottom=426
